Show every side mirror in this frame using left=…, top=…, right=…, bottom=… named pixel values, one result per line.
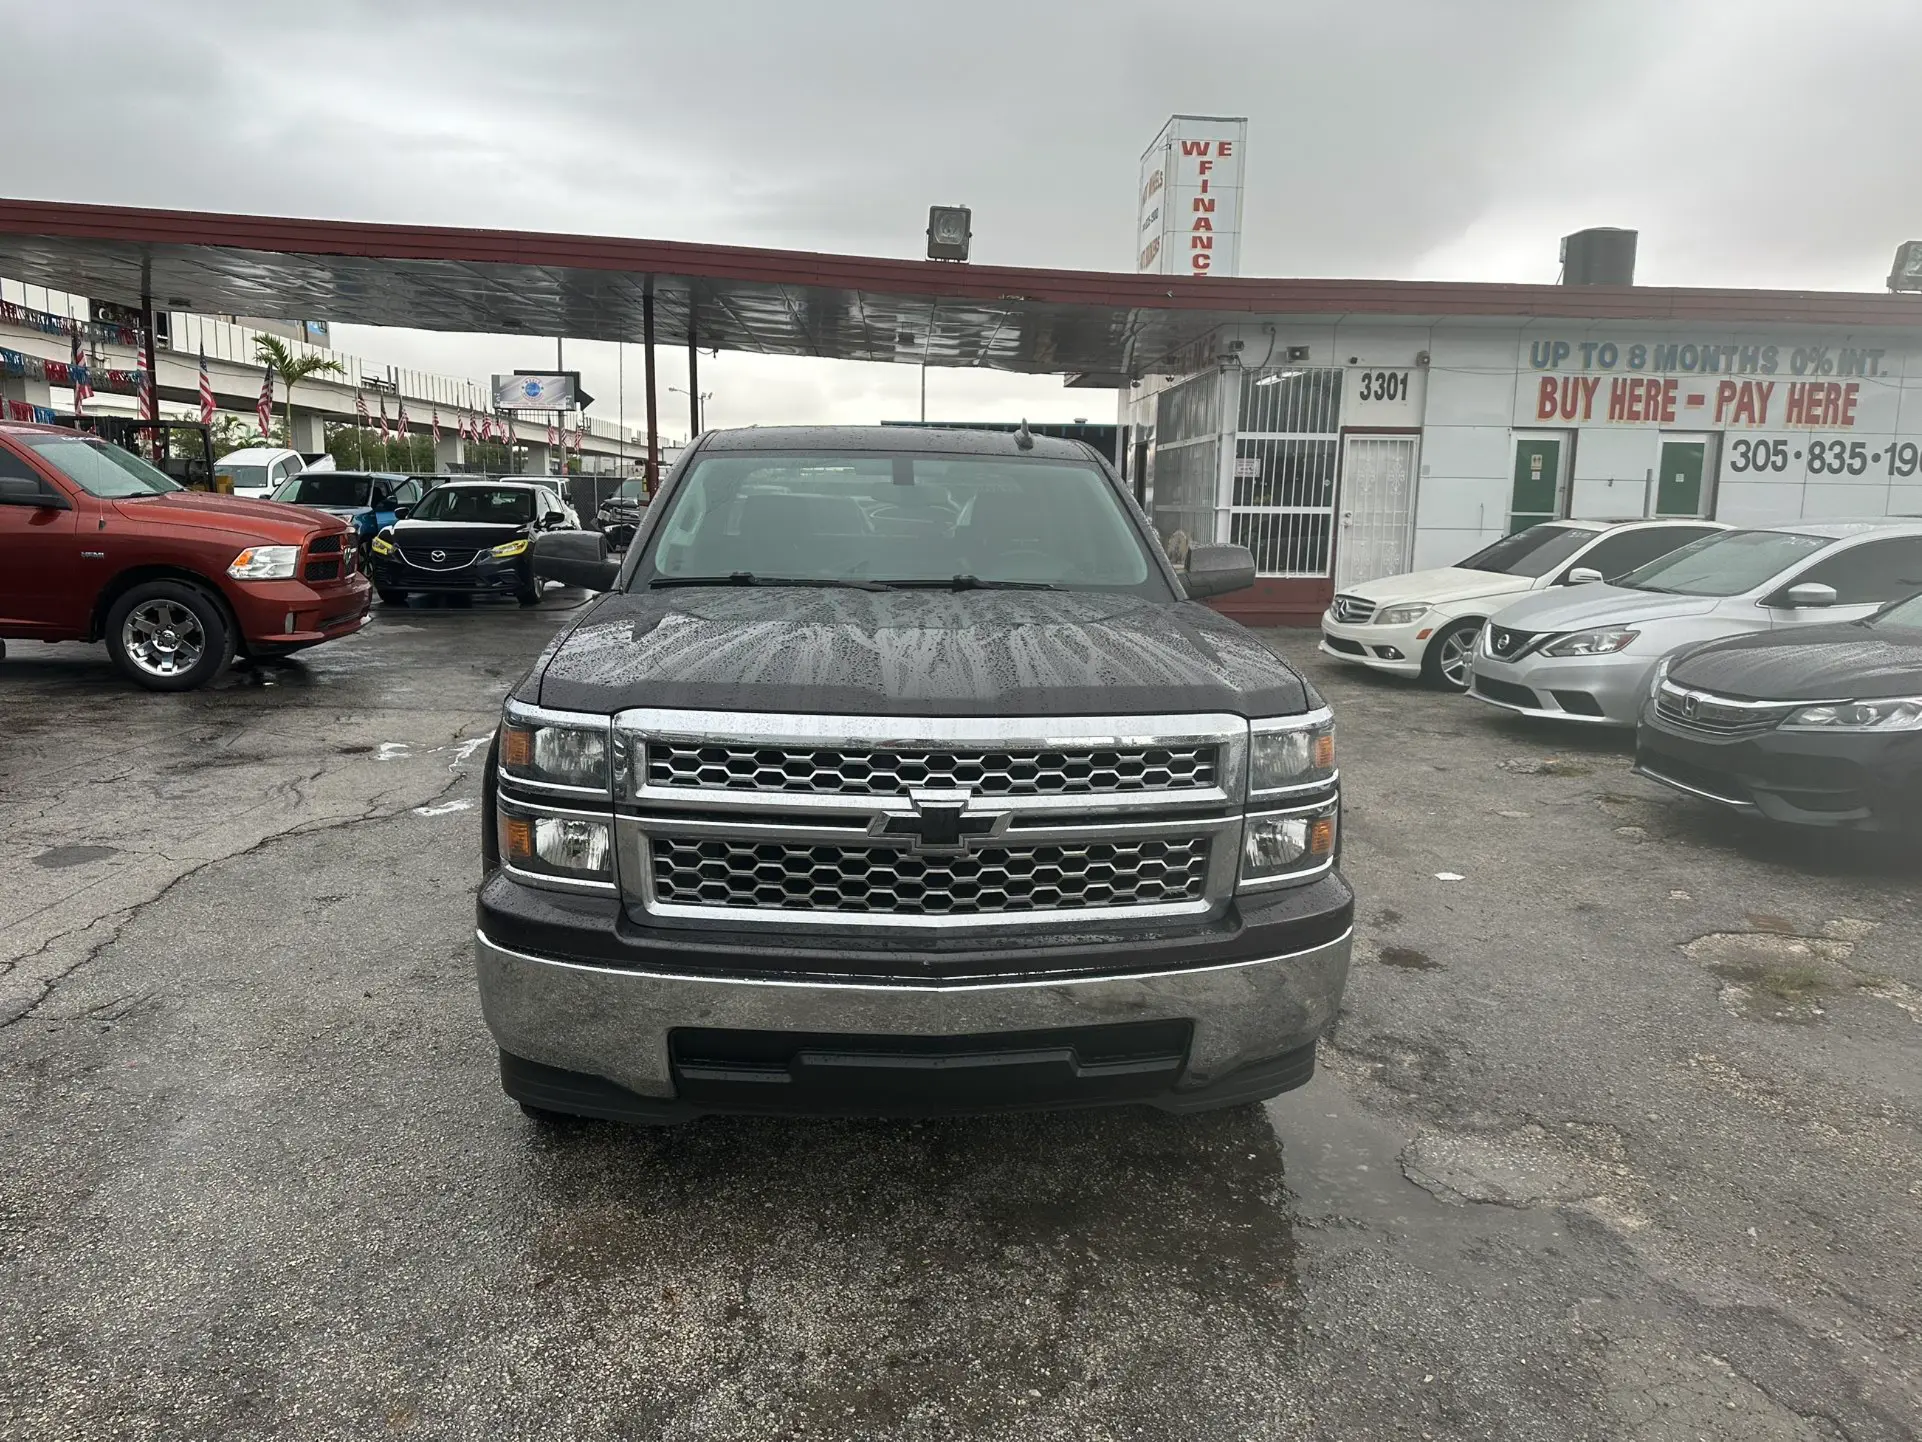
left=533, top=529, right=620, bottom=591
left=1182, top=543, right=1258, bottom=599
left=392, top=504, right=412, bottom=519
left=1782, top=581, right=1838, bottom=609
left=1565, top=566, right=1605, bottom=585
left=542, top=510, right=568, bottom=529
left=0, top=476, right=68, bottom=509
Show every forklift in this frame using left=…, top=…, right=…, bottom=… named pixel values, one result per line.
left=53, top=416, right=222, bottom=492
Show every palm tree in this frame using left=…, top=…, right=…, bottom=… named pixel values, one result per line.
left=253, top=334, right=345, bottom=448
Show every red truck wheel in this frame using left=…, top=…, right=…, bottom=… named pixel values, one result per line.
left=105, top=581, right=236, bottom=691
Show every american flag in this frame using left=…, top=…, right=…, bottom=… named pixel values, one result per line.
left=256, top=360, right=274, bottom=436
left=137, top=347, right=156, bottom=423
left=431, top=407, right=441, bottom=445
left=197, top=352, right=216, bottom=426
left=547, top=422, right=558, bottom=448
left=70, top=332, right=91, bottom=417
left=396, top=399, right=409, bottom=440
left=457, top=412, right=469, bottom=443
left=356, top=390, right=370, bottom=427
left=377, top=395, right=390, bottom=443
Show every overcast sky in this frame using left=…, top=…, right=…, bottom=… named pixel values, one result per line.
left=10, top=0, right=1922, bottom=434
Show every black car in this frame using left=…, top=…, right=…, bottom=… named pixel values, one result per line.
left=369, top=479, right=577, bottom=606
left=1636, top=591, right=1922, bottom=829
left=593, top=478, right=649, bottom=550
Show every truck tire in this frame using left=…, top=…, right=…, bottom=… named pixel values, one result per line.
left=105, top=580, right=235, bottom=692
left=1421, top=619, right=1481, bottom=692
left=516, top=575, right=542, bottom=607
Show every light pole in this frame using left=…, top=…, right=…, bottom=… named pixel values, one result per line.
left=669, top=387, right=713, bottom=433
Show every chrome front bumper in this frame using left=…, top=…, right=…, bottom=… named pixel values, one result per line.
left=474, top=926, right=1353, bottom=1104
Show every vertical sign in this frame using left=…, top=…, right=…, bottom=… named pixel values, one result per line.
left=1136, top=116, right=1248, bottom=277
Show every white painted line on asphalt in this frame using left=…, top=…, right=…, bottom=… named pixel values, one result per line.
left=413, top=799, right=475, bottom=817
left=376, top=743, right=411, bottom=762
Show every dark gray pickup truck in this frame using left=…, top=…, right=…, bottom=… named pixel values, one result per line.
left=477, top=426, right=1352, bottom=1122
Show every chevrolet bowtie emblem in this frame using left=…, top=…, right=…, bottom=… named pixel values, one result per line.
left=870, top=789, right=1011, bottom=855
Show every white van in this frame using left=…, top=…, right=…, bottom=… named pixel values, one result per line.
left=214, top=446, right=334, bottom=501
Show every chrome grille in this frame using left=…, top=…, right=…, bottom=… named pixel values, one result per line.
left=1330, top=593, right=1376, bottom=624
left=648, top=836, right=1212, bottom=915
left=400, top=547, right=478, bottom=569
left=1655, top=683, right=1795, bottom=738
left=1485, top=624, right=1539, bottom=660
left=646, top=743, right=1219, bottom=796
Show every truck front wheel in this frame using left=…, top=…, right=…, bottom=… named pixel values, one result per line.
left=105, top=580, right=235, bottom=691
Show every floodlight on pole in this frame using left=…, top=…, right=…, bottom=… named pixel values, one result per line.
left=926, top=205, right=972, bottom=262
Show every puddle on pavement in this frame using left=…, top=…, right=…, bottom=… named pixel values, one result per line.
left=514, top=1104, right=1309, bottom=1434
left=31, top=844, right=122, bottom=869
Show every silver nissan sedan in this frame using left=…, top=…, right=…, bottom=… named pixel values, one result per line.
left=1464, top=520, right=1922, bottom=726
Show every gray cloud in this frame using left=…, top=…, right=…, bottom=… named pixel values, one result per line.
left=11, top=0, right=1922, bottom=427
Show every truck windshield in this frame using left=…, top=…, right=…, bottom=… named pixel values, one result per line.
left=640, top=453, right=1158, bottom=592
left=19, top=436, right=182, bottom=498
left=1616, top=529, right=1828, bottom=597
left=1456, top=525, right=1594, bottom=577
left=215, top=464, right=268, bottom=490
left=274, top=474, right=376, bottom=507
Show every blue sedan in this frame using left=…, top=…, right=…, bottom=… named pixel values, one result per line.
left=271, top=471, right=424, bottom=544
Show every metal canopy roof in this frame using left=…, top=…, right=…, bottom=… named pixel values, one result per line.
left=2, top=198, right=1920, bottom=380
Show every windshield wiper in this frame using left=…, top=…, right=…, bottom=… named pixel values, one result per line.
left=649, top=573, right=893, bottom=591
left=879, top=575, right=1062, bottom=592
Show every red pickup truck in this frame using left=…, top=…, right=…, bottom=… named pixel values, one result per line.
left=0, top=421, right=372, bottom=691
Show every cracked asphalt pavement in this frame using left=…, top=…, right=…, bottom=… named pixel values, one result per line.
left=1, top=606, right=1918, bottom=1440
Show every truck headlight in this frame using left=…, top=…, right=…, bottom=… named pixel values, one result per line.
left=500, top=704, right=611, bottom=792
left=1240, top=801, right=1338, bottom=889
left=1781, top=697, right=1922, bottom=732
left=500, top=811, right=612, bottom=883
left=490, top=538, right=530, bottom=558
left=227, top=545, right=300, bottom=580
left=1374, top=603, right=1430, bottom=626
left=1249, top=710, right=1336, bottom=796
left=1542, top=627, right=1639, bottom=657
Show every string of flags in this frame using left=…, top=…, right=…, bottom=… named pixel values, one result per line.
left=0, top=298, right=141, bottom=347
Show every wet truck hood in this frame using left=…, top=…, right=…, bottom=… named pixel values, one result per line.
left=1672, top=623, right=1922, bottom=701
left=1488, top=583, right=1719, bottom=632
left=115, top=490, right=344, bottom=541
left=534, top=588, right=1315, bottom=718
left=1343, top=566, right=1536, bottom=607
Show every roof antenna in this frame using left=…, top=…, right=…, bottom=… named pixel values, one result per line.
left=1013, top=418, right=1034, bottom=450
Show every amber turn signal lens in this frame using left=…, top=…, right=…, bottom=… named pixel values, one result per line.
left=1313, top=734, right=1336, bottom=770
left=501, top=726, right=534, bottom=771
left=1309, top=816, right=1336, bottom=856
left=502, top=815, right=534, bottom=863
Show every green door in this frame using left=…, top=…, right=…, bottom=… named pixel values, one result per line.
left=1509, top=438, right=1561, bottom=534
left=1655, top=440, right=1706, bottom=517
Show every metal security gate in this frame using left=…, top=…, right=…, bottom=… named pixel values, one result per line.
left=1333, top=434, right=1419, bottom=589
left=1231, top=368, right=1343, bottom=575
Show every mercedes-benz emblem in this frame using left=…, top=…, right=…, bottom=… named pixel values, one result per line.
left=431, top=549, right=447, bottom=562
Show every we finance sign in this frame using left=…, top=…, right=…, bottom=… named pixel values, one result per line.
left=1136, top=116, right=1246, bottom=277
left=1520, top=335, right=1893, bottom=430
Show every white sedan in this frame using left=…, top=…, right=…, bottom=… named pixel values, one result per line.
left=1319, top=518, right=1725, bottom=690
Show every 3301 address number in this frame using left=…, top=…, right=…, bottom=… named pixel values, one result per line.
left=1355, top=370, right=1410, bottom=402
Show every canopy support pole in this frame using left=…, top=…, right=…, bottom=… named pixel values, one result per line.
left=643, top=284, right=659, bottom=494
